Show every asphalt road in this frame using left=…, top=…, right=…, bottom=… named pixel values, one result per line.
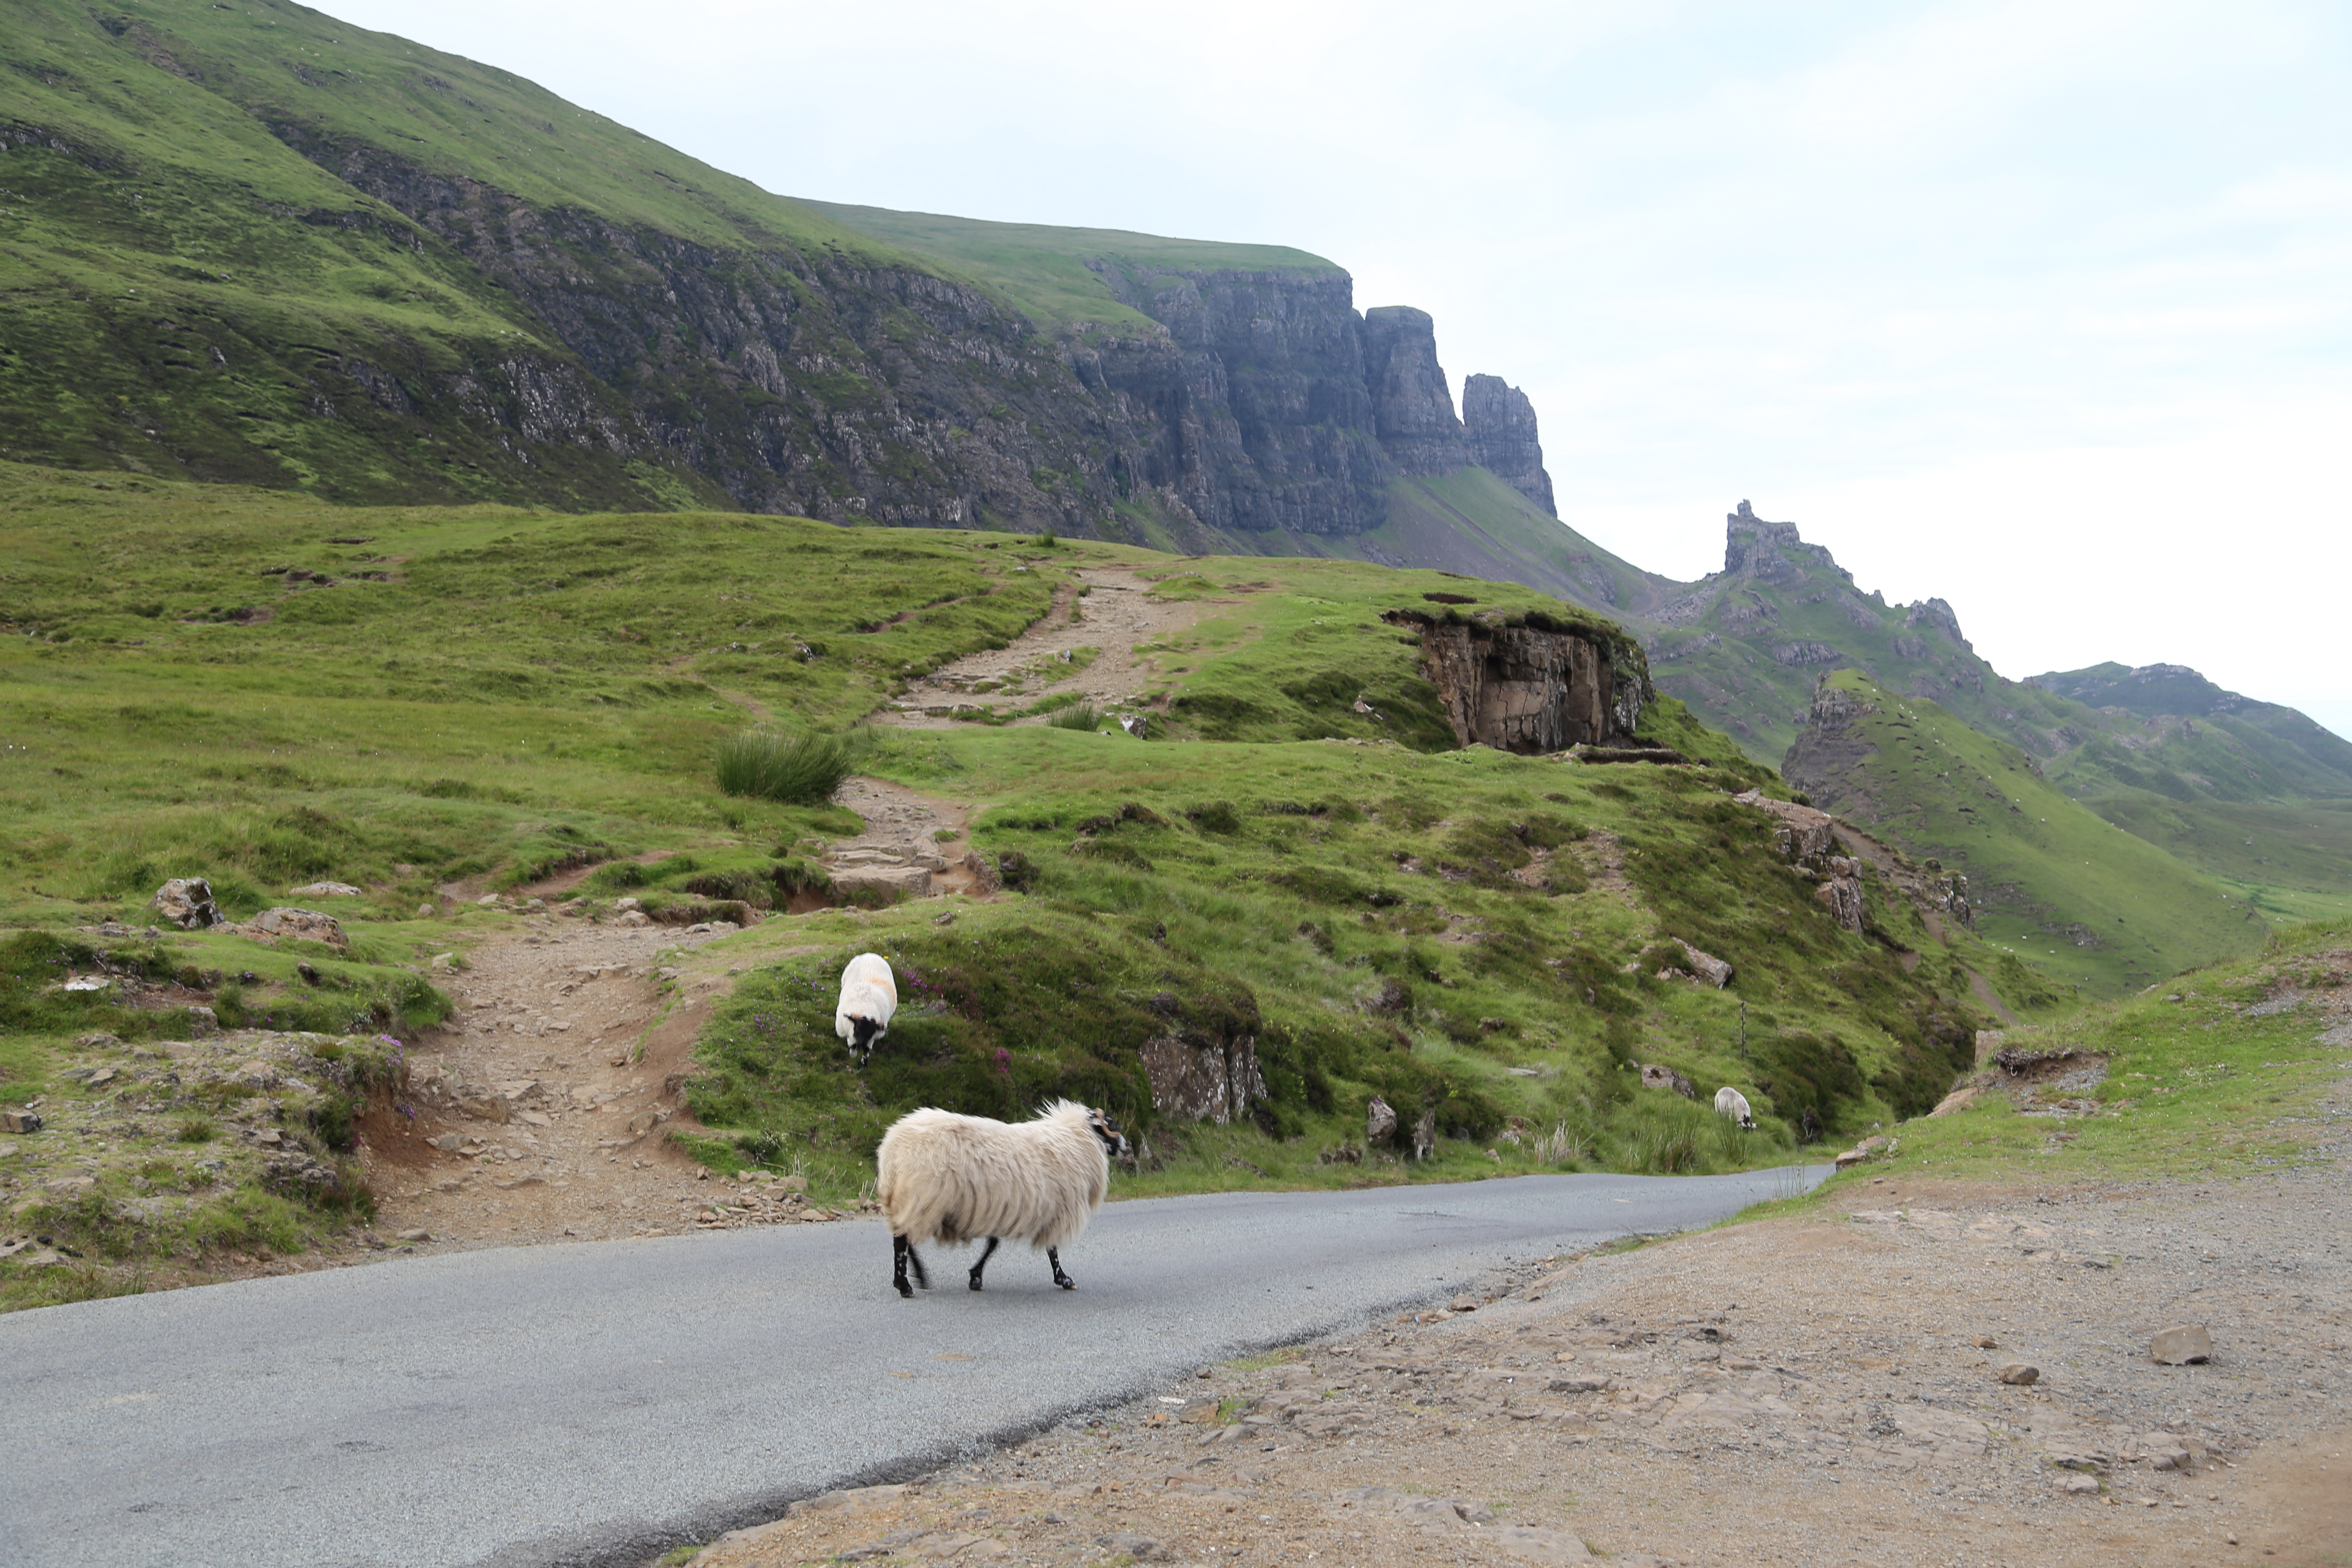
left=0, top=1166, right=1826, bottom=1568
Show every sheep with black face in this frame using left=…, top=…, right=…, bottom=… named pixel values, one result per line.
left=876, top=1100, right=1130, bottom=1298
left=835, top=952, right=897, bottom=1066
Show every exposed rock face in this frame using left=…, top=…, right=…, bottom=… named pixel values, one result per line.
left=1461, top=374, right=1556, bottom=514
left=1722, top=500, right=1851, bottom=585
left=1905, top=597, right=1970, bottom=650
left=1384, top=609, right=1651, bottom=753
left=1088, top=267, right=1395, bottom=538
left=1136, top=993, right=1267, bottom=1124
left=1360, top=307, right=1469, bottom=476
left=266, top=129, right=1126, bottom=530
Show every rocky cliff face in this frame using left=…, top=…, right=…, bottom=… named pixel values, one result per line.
left=1461, top=374, right=1556, bottom=514
left=1384, top=608, right=1651, bottom=753
left=1086, top=266, right=1395, bottom=537
left=1359, top=307, right=1469, bottom=477
left=265, top=127, right=1133, bottom=531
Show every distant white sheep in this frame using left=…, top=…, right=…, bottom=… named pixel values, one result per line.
left=1714, top=1085, right=1756, bottom=1130
left=875, top=1099, right=1130, bottom=1298
left=835, top=952, right=898, bottom=1065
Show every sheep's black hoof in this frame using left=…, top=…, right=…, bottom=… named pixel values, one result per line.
left=895, top=1282, right=913, bottom=1298
left=1057, top=1277, right=1077, bottom=1291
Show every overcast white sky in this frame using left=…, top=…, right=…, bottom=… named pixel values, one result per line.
left=321, top=0, right=2352, bottom=738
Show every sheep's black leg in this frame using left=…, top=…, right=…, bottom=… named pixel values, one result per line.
left=894, top=1235, right=931, bottom=1298
left=1048, top=1246, right=1076, bottom=1290
left=967, top=1236, right=999, bottom=1291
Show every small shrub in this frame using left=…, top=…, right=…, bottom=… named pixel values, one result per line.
left=714, top=729, right=859, bottom=805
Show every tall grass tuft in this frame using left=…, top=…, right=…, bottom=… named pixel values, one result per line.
left=713, top=728, right=860, bottom=804
left=1047, top=702, right=1099, bottom=732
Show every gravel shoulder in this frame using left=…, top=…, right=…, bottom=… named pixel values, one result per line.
left=692, top=1164, right=2352, bottom=1568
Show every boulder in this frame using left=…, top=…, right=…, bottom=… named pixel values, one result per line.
left=150, top=877, right=223, bottom=930
left=2150, top=1324, right=2212, bottom=1365
left=1, top=1109, right=43, bottom=1134
left=1638, top=1063, right=1697, bottom=1099
left=235, top=907, right=348, bottom=949
left=1673, top=940, right=1733, bottom=988
left=1366, top=1095, right=1398, bottom=1144
left=289, top=882, right=363, bottom=898
left=1996, top=1363, right=2040, bottom=1385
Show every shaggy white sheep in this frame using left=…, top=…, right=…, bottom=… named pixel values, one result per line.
left=835, top=952, right=898, bottom=1065
left=876, top=1099, right=1130, bottom=1298
left=1713, top=1085, right=1756, bottom=1130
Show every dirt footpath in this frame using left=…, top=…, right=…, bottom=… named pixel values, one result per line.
left=880, top=564, right=1232, bottom=728
left=689, top=1168, right=2350, bottom=1568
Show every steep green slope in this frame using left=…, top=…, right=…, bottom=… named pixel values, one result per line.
left=799, top=202, right=1340, bottom=335
left=1782, top=671, right=2267, bottom=995
left=1235, top=467, right=1682, bottom=617
left=0, top=0, right=1163, bottom=525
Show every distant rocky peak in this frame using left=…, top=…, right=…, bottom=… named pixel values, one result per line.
left=1721, top=501, right=1849, bottom=585
left=1361, top=306, right=1467, bottom=477
left=1904, top=597, right=1970, bottom=650
left=1461, top=374, right=1556, bottom=515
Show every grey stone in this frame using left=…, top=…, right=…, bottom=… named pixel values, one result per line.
left=1, top=1110, right=43, bottom=1134
left=1096, top=1535, right=1168, bottom=1562
left=395, top=1228, right=430, bottom=1242
left=1996, top=1363, right=2040, bottom=1385
left=149, top=877, right=223, bottom=930
left=289, top=882, right=363, bottom=898
left=2150, top=1324, right=2212, bottom=1365
left=1461, top=374, right=1556, bottom=515
left=1673, top=940, right=1733, bottom=988
left=2056, top=1473, right=2101, bottom=1494
left=1366, top=1096, right=1398, bottom=1144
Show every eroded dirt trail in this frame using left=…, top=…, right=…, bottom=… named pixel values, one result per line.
left=878, top=564, right=1232, bottom=729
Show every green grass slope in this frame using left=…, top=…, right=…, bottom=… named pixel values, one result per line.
left=1783, top=671, right=2267, bottom=996
left=1222, top=467, right=1682, bottom=619
left=0, top=0, right=910, bottom=501
left=799, top=202, right=1341, bottom=335
left=1818, top=917, right=2350, bottom=1191
left=0, top=464, right=2036, bottom=1225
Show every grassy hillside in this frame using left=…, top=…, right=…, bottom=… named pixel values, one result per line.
left=1783, top=671, right=2267, bottom=996
left=0, top=463, right=2035, bottom=1224
left=799, top=202, right=1341, bottom=335
left=0, top=0, right=920, bottom=502
left=1222, top=468, right=1682, bottom=619
left=1824, top=916, right=2350, bottom=1189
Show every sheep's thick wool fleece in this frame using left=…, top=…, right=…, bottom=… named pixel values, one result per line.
left=876, top=1101, right=1109, bottom=1251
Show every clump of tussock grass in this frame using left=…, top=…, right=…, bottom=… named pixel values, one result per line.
left=713, top=729, right=862, bottom=805
left=1047, top=702, right=1099, bottom=732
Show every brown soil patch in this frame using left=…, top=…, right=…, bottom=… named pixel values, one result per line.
left=690, top=1169, right=2351, bottom=1568
left=877, top=565, right=1236, bottom=730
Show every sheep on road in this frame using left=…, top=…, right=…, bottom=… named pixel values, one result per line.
left=876, top=1100, right=1130, bottom=1298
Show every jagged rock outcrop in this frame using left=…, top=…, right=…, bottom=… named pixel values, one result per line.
left=1722, top=500, right=1851, bottom=584
left=1382, top=608, right=1651, bottom=753
left=1360, top=307, right=1469, bottom=476
left=1461, top=374, right=1556, bottom=514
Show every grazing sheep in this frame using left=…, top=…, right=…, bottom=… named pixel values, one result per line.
left=1713, top=1085, right=1757, bottom=1130
left=876, top=1099, right=1130, bottom=1298
left=835, top=952, right=898, bottom=1065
